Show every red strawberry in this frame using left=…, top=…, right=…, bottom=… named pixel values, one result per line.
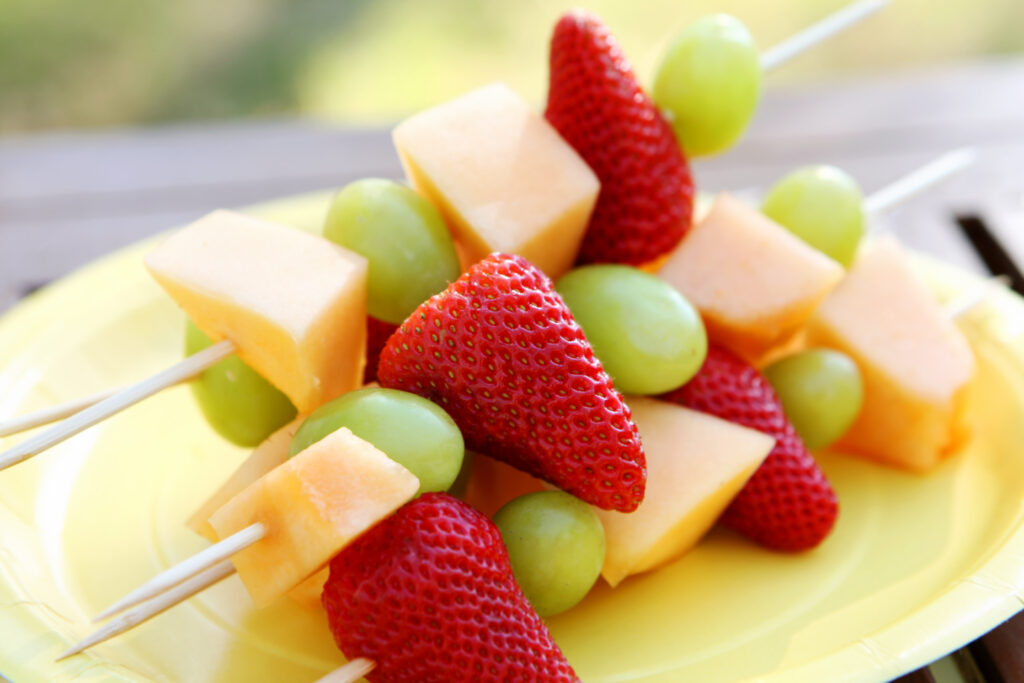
left=322, top=493, right=580, bottom=683
left=378, top=252, right=645, bottom=512
left=545, top=10, right=694, bottom=266
left=661, top=346, right=838, bottom=551
left=363, top=316, right=400, bottom=384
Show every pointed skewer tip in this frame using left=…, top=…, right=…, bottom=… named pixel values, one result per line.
left=92, top=522, right=262, bottom=623
left=315, top=658, right=377, bottom=683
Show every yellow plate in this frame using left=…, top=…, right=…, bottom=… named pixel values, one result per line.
left=2, top=193, right=1024, bottom=683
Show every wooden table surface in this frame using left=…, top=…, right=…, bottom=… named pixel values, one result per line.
left=1, top=58, right=1023, bottom=681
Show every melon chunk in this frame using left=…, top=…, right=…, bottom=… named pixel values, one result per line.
left=805, top=237, right=975, bottom=471
left=595, top=398, right=774, bottom=587
left=187, top=416, right=305, bottom=543
left=208, top=427, right=418, bottom=607
left=146, top=210, right=368, bottom=412
left=287, top=567, right=330, bottom=612
left=393, top=83, right=599, bottom=279
left=657, top=193, right=843, bottom=360
left=462, top=453, right=547, bottom=519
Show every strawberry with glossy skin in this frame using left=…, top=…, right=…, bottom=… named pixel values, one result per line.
left=378, top=252, right=645, bottom=512
left=661, top=345, right=838, bottom=551
left=323, top=493, right=580, bottom=683
left=363, top=316, right=399, bottom=384
left=545, top=10, right=694, bottom=266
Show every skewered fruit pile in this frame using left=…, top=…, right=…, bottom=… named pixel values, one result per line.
left=44, top=5, right=979, bottom=681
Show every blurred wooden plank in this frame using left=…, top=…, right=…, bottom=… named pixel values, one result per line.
left=895, top=667, right=937, bottom=683
left=0, top=125, right=397, bottom=308
left=970, top=611, right=1024, bottom=682
left=0, top=121, right=397, bottom=205
left=950, top=646, right=990, bottom=683
left=1, top=58, right=1022, bottom=208
left=1, top=58, right=1022, bottom=307
left=977, top=178, right=1024, bottom=278
left=739, top=58, right=1024, bottom=156
left=956, top=214, right=1024, bottom=293
left=0, top=211, right=197, bottom=306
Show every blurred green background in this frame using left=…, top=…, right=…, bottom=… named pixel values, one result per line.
left=2, top=0, right=1021, bottom=132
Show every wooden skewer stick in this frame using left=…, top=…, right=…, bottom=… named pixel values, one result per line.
left=865, top=147, right=978, bottom=219
left=315, top=659, right=377, bottom=683
left=760, top=0, right=889, bottom=72
left=944, top=274, right=1011, bottom=320
left=0, top=339, right=235, bottom=473
left=732, top=147, right=976, bottom=223
left=0, top=389, right=117, bottom=438
left=57, top=560, right=236, bottom=661
left=93, top=522, right=265, bottom=622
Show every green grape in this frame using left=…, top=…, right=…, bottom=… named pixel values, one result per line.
left=555, top=265, right=707, bottom=395
left=653, top=14, right=761, bottom=158
left=762, top=165, right=865, bottom=267
left=763, top=349, right=864, bottom=450
left=493, top=491, right=605, bottom=617
left=289, top=387, right=464, bottom=495
left=323, top=178, right=460, bottom=324
left=185, top=319, right=297, bottom=448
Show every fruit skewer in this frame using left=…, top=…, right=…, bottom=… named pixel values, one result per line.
left=61, top=425, right=423, bottom=660
left=652, top=0, right=888, bottom=158
left=547, top=1, right=887, bottom=266
left=60, top=245, right=998, bottom=663
left=95, top=368, right=530, bottom=626
left=62, top=382, right=471, bottom=661
left=0, top=144, right=973, bottom=464
left=64, top=494, right=580, bottom=682
left=0, top=210, right=376, bottom=473
left=60, top=253, right=640, bottom=669
left=0, top=2, right=889, bottom=452
left=659, top=146, right=977, bottom=364
left=758, top=147, right=977, bottom=268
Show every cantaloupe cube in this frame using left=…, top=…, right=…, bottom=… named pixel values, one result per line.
left=146, top=210, right=368, bottom=412
left=208, top=427, right=418, bottom=607
left=287, top=567, right=330, bottom=612
left=461, top=453, right=547, bottom=519
left=595, top=398, right=774, bottom=587
left=805, top=237, right=975, bottom=471
left=657, top=193, right=844, bottom=360
left=393, top=83, right=599, bottom=279
left=187, top=416, right=306, bottom=542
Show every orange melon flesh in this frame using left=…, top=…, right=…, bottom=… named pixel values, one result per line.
left=145, top=210, right=368, bottom=412
left=208, top=427, right=419, bottom=607
left=595, top=398, right=774, bottom=588
left=461, top=453, right=547, bottom=519
left=187, top=416, right=306, bottom=543
left=393, top=83, right=599, bottom=279
left=805, top=236, right=975, bottom=471
left=286, top=567, right=330, bottom=612
left=657, top=193, right=844, bottom=361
